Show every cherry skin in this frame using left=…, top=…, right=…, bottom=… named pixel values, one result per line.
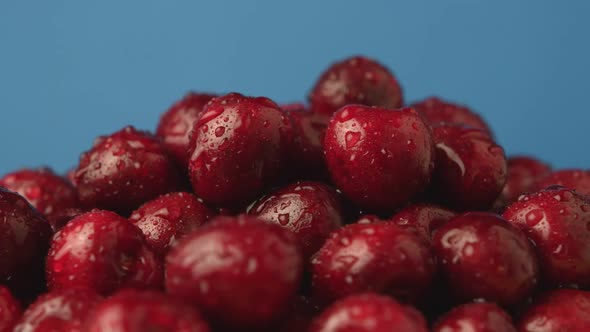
left=0, top=188, right=52, bottom=292
left=165, top=215, right=303, bottom=330
left=309, top=56, right=404, bottom=115
left=432, top=302, right=517, bottom=332
left=518, top=289, right=590, bottom=332
left=411, top=97, right=492, bottom=135
left=248, top=181, right=343, bottom=260
left=83, top=289, right=211, bottom=332
left=309, top=293, right=428, bottom=332
left=156, top=92, right=217, bottom=167
left=535, top=169, right=590, bottom=196
left=432, top=212, right=539, bottom=307
left=13, top=289, right=102, bottom=332
left=495, top=156, right=551, bottom=210
left=503, top=186, right=590, bottom=288
left=429, top=124, right=507, bottom=211
left=389, top=203, right=456, bottom=240
left=74, top=126, right=181, bottom=215
left=129, top=192, right=213, bottom=258
left=46, top=210, right=162, bottom=295
left=0, top=167, right=79, bottom=230
left=0, top=286, right=21, bottom=332
left=324, top=105, right=435, bottom=212
left=188, top=93, right=292, bottom=209
left=311, top=220, right=436, bottom=305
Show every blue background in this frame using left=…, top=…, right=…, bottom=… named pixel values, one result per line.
left=1, top=1, right=588, bottom=176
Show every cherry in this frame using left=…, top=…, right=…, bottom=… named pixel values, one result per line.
left=518, top=289, right=590, bottom=332
left=188, top=93, right=292, bottom=209
left=309, top=56, right=403, bottom=115
left=432, top=212, right=539, bottom=307
left=0, top=188, right=52, bottom=294
left=311, top=220, right=435, bottom=305
left=495, top=156, right=551, bottom=210
left=74, top=126, right=181, bottom=215
left=535, top=169, right=590, bottom=196
left=390, top=203, right=456, bottom=240
left=165, top=215, right=303, bottom=330
left=324, top=105, right=435, bottom=212
left=84, top=289, right=211, bottom=332
left=0, top=286, right=21, bottom=332
left=503, top=186, right=590, bottom=288
left=13, top=289, right=102, bottom=332
left=0, top=168, right=79, bottom=230
left=411, top=97, right=492, bottom=135
left=46, top=210, right=162, bottom=295
left=432, top=302, right=517, bottom=332
left=248, top=181, right=343, bottom=260
left=429, top=124, right=507, bottom=211
left=309, top=293, right=428, bottom=332
left=156, top=92, right=217, bottom=167
left=129, top=192, right=213, bottom=258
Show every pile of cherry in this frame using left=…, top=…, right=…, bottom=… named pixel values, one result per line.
left=0, top=56, right=589, bottom=332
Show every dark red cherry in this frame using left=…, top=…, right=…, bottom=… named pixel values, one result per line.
left=495, top=156, right=551, bottom=210
left=432, top=302, right=517, bottom=332
left=0, top=286, right=21, bottom=332
left=535, top=169, right=590, bottom=196
left=324, top=105, right=435, bottom=212
left=411, top=97, right=492, bottom=135
left=390, top=203, right=456, bottom=240
left=518, top=289, right=590, bottom=332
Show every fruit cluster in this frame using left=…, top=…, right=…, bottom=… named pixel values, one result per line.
left=0, top=56, right=589, bottom=332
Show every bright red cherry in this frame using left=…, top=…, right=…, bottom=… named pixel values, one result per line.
left=0, top=286, right=21, bottom=332
left=518, top=289, right=590, bottom=332
left=0, top=168, right=79, bottom=230
left=13, top=289, right=102, bottom=332
left=495, top=156, right=551, bottom=210
left=248, top=181, right=343, bottom=260
left=84, top=289, right=211, bottom=332
left=156, top=92, right=217, bottom=167
left=188, top=93, right=292, bottom=209
left=46, top=210, right=162, bottom=295
left=432, top=302, right=517, bottom=332
left=324, top=105, right=435, bottom=212
left=503, top=186, right=590, bottom=288
left=389, top=203, right=456, bottom=240
left=129, top=192, right=213, bottom=258
left=309, top=56, right=404, bottom=115
left=411, top=97, right=492, bottom=135
left=429, top=124, right=507, bottom=211
left=311, top=221, right=435, bottom=305
left=432, top=212, right=539, bottom=307
left=309, top=293, right=428, bottom=332
left=535, top=169, right=590, bottom=196
left=165, top=215, right=303, bottom=330
left=74, top=126, right=181, bottom=215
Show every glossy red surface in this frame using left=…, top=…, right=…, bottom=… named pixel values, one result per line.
left=411, top=97, right=492, bottom=135
left=432, top=302, right=517, bottom=332
left=518, top=289, right=590, bottom=332
left=0, top=286, right=21, bottom=332
left=495, top=156, right=551, bottom=210
left=535, top=169, right=590, bottom=196
left=390, top=203, right=456, bottom=240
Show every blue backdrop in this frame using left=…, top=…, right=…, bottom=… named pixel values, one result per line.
left=1, top=1, right=588, bottom=176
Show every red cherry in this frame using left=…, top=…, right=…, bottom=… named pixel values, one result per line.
left=129, top=192, right=213, bottom=258
left=518, top=289, right=590, bottom=332
left=495, top=156, right=551, bottom=210
left=14, top=289, right=102, bottom=332
left=432, top=302, right=516, bottom=332
left=309, top=56, right=403, bottom=115
left=324, top=105, right=435, bottom=212
left=535, top=169, right=590, bottom=196
left=165, top=215, right=303, bottom=330
left=156, top=92, right=217, bottom=167
left=432, top=212, right=539, bottom=307
left=390, top=203, right=456, bottom=240
left=429, top=124, right=507, bottom=210
left=309, top=293, right=428, bottom=332
left=188, top=93, right=292, bottom=209
left=503, top=186, right=590, bottom=288
left=84, top=289, right=211, bottom=332
left=311, top=220, right=435, bottom=305
left=0, top=168, right=79, bottom=230
left=248, top=181, right=343, bottom=260
left=0, top=286, right=21, bottom=332
left=46, top=210, right=162, bottom=295
left=75, top=126, right=181, bottom=215
left=411, top=97, right=492, bottom=135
